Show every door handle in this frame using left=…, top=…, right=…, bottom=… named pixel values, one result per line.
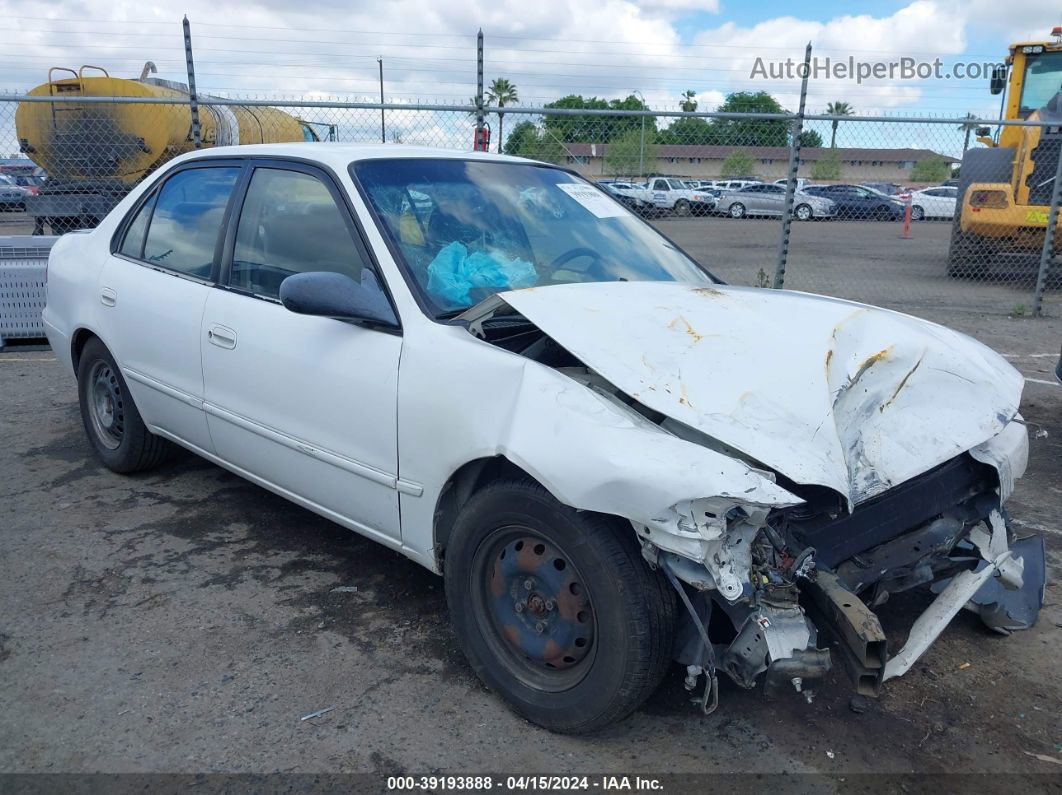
left=207, top=324, right=237, bottom=350
left=100, top=287, right=117, bottom=307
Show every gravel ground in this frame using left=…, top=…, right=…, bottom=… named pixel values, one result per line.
left=0, top=218, right=1060, bottom=789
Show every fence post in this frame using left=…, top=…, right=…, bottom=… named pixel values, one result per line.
left=1032, top=135, right=1062, bottom=316
left=182, top=16, right=202, bottom=149
left=773, top=42, right=812, bottom=290
left=475, top=29, right=486, bottom=148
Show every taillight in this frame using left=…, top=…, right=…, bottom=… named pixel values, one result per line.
left=969, top=190, right=1008, bottom=209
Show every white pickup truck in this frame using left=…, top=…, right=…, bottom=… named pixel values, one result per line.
left=634, top=177, right=716, bottom=216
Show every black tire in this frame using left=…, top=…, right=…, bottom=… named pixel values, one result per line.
left=673, top=199, right=691, bottom=217
left=728, top=202, right=746, bottom=219
left=444, top=478, right=675, bottom=734
left=77, top=338, right=173, bottom=473
left=911, top=205, right=925, bottom=221
left=794, top=203, right=812, bottom=221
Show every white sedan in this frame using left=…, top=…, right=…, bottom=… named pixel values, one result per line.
left=43, top=144, right=1044, bottom=733
left=909, top=186, right=958, bottom=220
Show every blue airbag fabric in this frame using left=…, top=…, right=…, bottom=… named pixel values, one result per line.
left=426, top=241, right=537, bottom=306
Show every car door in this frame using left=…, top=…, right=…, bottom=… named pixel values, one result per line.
left=759, top=184, right=786, bottom=215
left=650, top=178, right=670, bottom=208
left=937, top=187, right=957, bottom=217
left=100, top=161, right=242, bottom=453
left=200, top=160, right=403, bottom=542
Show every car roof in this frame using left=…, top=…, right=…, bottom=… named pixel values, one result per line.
left=164, top=142, right=536, bottom=171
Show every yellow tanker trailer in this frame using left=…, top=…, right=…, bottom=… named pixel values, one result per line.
left=16, top=64, right=319, bottom=232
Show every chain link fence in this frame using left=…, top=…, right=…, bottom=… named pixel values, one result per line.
left=0, top=93, right=1059, bottom=318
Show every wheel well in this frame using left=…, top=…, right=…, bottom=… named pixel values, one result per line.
left=70, top=328, right=98, bottom=373
left=433, top=456, right=537, bottom=571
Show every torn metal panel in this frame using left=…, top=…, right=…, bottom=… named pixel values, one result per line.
left=490, top=281, right=1024, bottom=507
left=883, top=507, right=1020, bottom=680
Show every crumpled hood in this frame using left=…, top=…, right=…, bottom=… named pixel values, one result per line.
left=494, top=281, right=1024, bottom=505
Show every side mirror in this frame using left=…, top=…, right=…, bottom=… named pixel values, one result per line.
left=279, top=270, right=398, bottom=328
left=975, top=126, right=991, bottom=137
left=989, top=64, right=1007, bottom=95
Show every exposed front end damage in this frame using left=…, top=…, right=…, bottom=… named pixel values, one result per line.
left=642, top=451, right=1044, bottom=709
left=457, top=283, right=1046, bottom=712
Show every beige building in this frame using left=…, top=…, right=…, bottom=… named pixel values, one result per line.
left=562, top=144, right=958, bottom=183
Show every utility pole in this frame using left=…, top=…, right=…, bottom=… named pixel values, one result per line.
left=378, top=57, right=385, bottom=143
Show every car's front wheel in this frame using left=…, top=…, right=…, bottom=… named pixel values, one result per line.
left=77, top=338, right=174, bottom=473
left=911, top=205, right=925, bottom=221
left=794, top=203, right=812, bottom=221
left=444, top=478, right=675, bottom=734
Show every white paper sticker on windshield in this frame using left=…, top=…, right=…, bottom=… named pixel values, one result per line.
left=556, top=182, right=630, bottom=218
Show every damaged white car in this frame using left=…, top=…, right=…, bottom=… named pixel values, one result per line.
left=43, top=144, right=1045, bottom=734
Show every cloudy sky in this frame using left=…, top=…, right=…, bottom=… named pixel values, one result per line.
left=2, top=0, right=1059, bottom=150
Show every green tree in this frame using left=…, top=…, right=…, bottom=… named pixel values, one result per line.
left=797, top=129, right=823, bottom=148
left=657, top=116, right=719, bottom=146
left=910, top=155, right=951, bottom=182
left=710, top=91, right=788, bottom=147
left=680, top=90, right=698, bottom=112
left=543, top=94, right=655, bottom=143
left=825, top=101, right=854, bottom=148
left=720, top=149, right=755, bottom=178
left=503, top=120, right=564, bottom=163
left=605, top=129, right=657, bottom=177
left=811, top=149, right=841, bottom=180
left=486, top=78, right=519, bottom=154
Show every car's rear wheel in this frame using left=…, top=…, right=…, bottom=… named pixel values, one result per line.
left=444, top=478, right=675, bottom=734
left=77, top=338, right=174, bottom=473
left=728, top=202, right=746, bottom=219
left=911, top=205, right=925, bottom=221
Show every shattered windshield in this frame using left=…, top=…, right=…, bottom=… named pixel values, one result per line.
left=353, top=159, right=712, bottom=316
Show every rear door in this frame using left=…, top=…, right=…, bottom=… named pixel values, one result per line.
left=200, top=160, right=403, bottom=542
left=100, top=161, right=242, bottom=453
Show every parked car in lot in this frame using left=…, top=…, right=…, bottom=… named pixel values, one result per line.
left=636, top=177, right=716, bottom=216
left=716, top=182, right=836, bottom=220
left=601, top=182, right=652, bottom=215
left=0, top=176, right=31, bottom=210
left=43, top=144, right=1044, bottom=733
left=802, top=184, right=906, bottom=220
left=861, top=182, right=912, bottom=201
left=709, top=178, right=762, bottom=192
left=908, top=186, right=958, bottom=220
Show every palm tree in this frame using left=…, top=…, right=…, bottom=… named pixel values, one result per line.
left=958, top=112, right=979, bottom=153
left=486, top=78, right=519, bottom=153
left=680, top=90, right=698, bottom=112
left=826, top=101, right=854, bottom=148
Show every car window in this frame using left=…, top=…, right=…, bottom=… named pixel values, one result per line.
left=941, top=187, right=957, bottom=197
left=742, top=185, right=764, bottom=193
left=230, top=167, right=370, bottom=300
left=142, top=167, right=240, bottom=278
left=119, top=190, right=157, bottom=259
left=667, top=180, right=686, bottom=190
left=354, top=159, right=711, bottom=315
left=652, top=179, right=669, bottom=191
left=764, top=185, right=784, bottom=193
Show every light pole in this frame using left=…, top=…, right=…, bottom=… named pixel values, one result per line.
left=633, top=90, right=646, bottom=179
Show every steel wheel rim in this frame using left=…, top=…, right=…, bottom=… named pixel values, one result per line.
left=471, top=526, right=597, bottom=692
left=88, top=360, right=124, bottom=450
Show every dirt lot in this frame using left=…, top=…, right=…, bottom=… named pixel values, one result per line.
left=1, top=218, right=1060, bottom=788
